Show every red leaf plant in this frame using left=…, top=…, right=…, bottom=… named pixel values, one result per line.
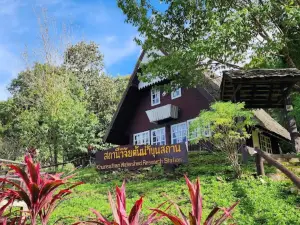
left=75, top=181, right=168, bottom=225
left=0, top=155, right=83, bottom=225
left=0, top=215, right=27, bottom=225
left=151, top=175, right=239, bottom=225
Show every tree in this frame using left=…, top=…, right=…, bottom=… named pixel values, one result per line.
left=6, top=63, right=98, bottom=165
left=87, top=75, right=129, bottom=150
left=64, top=41, right=104, bottom=91
left=189, top=102, right=255, bottom=177
left=118, top=0, right=300, bottom=87
left=0, top=99, right=24, bottom=160
left=63, top=42, right=129, bottom=150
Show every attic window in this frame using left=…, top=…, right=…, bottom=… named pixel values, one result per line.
left=151, top=88, right=160, bottom=106
left=171, top=88, right=181, bottom=99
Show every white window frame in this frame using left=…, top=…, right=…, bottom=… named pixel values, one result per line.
left=171, top=122, right=188, bottom=144
left=133, top=131, right=150, bottom=145
left=171, top=88, right=182, bottom=99
left=151, top=127, right=166, bottom=145
left=202, top=124, right=211, bottom=137
left=259, top=134, right=272, bottom=153
left=151, top=88, right=160, bottom=106
left=187, top=119, right=200, bottom=140
left=187, top=119, right=211, bottom=140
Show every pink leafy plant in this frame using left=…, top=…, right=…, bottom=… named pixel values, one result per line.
left=0, top=155, right=83, bottom=225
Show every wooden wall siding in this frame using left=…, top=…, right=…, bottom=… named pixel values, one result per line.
left=252, top=130, right=260, bottom=148
left=128, top=87, right=211, bottom=144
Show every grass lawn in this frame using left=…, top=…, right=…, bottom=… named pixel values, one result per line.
left=51, top=152, right=300, bottom=224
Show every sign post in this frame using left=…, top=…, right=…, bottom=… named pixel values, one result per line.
left=96, top=143, right=188, bottom=171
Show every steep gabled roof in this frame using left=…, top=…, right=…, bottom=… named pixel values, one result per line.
left=254, top=109, right=291, bottom=141
left=103, top=50, right=146, bottom=144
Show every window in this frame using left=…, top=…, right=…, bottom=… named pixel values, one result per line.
left=203, top=124, right=211, bottom=137
left=133, top=131, right=150, bottom=145
left=187, top=119, right=200, bottom=140
left=151, top=88, right=160, bottom=106
left=151, top=127, right=166, bottom=145
left=171, top=122, right=187, bottom=144
left=171, top=88, right=182, bottom=99
left=259, top=134, right=272, bottom=153
left=187, top=119, right=211, bottom=140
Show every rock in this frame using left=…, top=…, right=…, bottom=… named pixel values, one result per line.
left=216, top=176, right=224, bottom=182
left=267, top=173, right=285, bottom=181
left=289, top=158, right=300, bottom=163
left=259, top=177, right=267, bottom=184
left=290, top=187, right=300, bottom=194
left=293, top=168, right=300, bottom=174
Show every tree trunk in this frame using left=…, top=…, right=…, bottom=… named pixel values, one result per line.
left=233, top=161, right=242, bottom=178
left=255, top=147, right=300, bottom=189
left=255, top=153, right=265, bottom=176
left=284, top=52, right=297, bottom=68
left=228, top=149, right=242, bottom=178
left=54, top=147, right=58, bottom=171
left=241, top=144, right=249, bottom=164
left=285, top=96, right=300, bottom=153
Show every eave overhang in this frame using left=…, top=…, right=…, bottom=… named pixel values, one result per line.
left=220, top=69, right=300, bottom=108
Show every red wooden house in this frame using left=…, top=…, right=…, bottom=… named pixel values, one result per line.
left=104, top=51, right=291, bottom=154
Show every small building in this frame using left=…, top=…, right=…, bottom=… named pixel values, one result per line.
left=104, top=51, right=291, bottom=153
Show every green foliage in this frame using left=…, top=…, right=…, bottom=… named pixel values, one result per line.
left=50, top=153, right=300, bottom=225
left=88, top=74, right=129, bottom=150
left=5, top=63, right=99, bottom=164
left=290, top=93, right=300, bottom=124
left=190, top=102, right=254, bottom=144
left=190, top=102, right=255, bottom=177
left=151, top=164, right=164, bottom=177
left=118, top=0, right=300, bottom=87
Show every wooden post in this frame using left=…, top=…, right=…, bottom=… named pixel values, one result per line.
left=241, top=144, right=249, bottom=164
left=255, top=153, right=265, bottom=176
left=255, top=147, right=300, bottom=189
left=285, top=96, right=300, bottom=153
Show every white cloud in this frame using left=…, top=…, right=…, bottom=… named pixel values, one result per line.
left=101, top=36, right=140, bottom=67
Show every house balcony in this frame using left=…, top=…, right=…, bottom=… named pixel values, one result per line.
left=146, top=104, right=179, bottom=123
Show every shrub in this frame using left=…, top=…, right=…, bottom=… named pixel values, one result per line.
left=190, top=102, right=254, bottom=178
left=152, top=175, right=239, bottom=225
left=0, top=155, right=83, bottom=225
left=75, top=181, right=167, bottom=225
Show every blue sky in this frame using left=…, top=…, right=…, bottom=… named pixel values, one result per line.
left=0, top=0, right=146, bottom=100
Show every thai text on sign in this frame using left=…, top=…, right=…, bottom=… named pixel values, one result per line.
left=95, top=143, right=188, bottom=170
